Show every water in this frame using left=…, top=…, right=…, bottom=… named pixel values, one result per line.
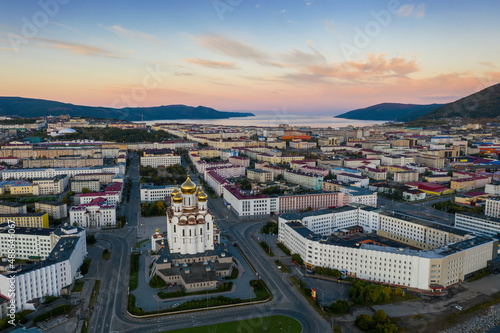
left=137, top=113, right=383, bottom=128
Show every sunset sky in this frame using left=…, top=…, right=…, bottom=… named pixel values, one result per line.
left=1, top=0, right=499, bottom=114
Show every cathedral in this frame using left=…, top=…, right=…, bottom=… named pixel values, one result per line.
left=166, top=174, right=215, bottom=254
left=150, top=174, right=233, bottom=293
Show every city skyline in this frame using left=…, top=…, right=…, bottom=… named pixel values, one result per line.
left=1, top=0, right=500, bottom=114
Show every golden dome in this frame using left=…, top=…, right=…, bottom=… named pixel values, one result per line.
left=170, top=185, right=179, bottom=197
left=181, top=174, right=196, bottom=194
left=173, top=191, right=183, bottom=203
left=197, top=189, right=208, bottom=202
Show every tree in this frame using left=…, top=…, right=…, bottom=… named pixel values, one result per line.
left=292, top=254, right=303, bottom=265
left=373, top=309, right=388, bottom=324
left=355, top=314, right=375, bottom=331
left=81, top=187, right=91, bottom=194
left=276, top=174, right=284, bottom=181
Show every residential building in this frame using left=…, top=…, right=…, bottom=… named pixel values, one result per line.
left=0, top=213, right=49, bottom=228
left=71, top=179, right=100, bottom=193
left=206, top=171, right=229, bottom=197
left=140, top=149, right=181, bottom=168
left=0, top=226, right=87, bottom=311
left=74, top=172, right=115, bottom=184
left=247, top=169, right=274, bottom=183
left=0, top=202, right=27, bottom=214
left=32, top=175, right=69, bottom=195
left=228, top=156, right=250, bottom=167
left=393, top=171, right=419, bottom=183
left=455, top=212, right=500, bottom=237
left=34, top=202, right=68, bottom=220
left=284, top=170, right=323, bottom=190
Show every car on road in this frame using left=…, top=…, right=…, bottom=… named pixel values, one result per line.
left=173, top=303, right=179, bottom=308
left=455, top=305, right=463, bottom=311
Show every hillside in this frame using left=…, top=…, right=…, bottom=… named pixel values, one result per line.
left=416, top=83, right=500, bottom=120
left=334, top=103, right=443, bottom=121
left=0, top=97, right=254, bottom=121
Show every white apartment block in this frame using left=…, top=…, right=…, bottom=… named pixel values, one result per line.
left=140, top=155, right=181, bottom=168
left=278, top=221, right=497, bottom=291
left=195, top=160, right=232, bottom=174
left=1, top=165, right=123, bottom=180
left=393, top=171, right=419, bottom=183
left=485, top=197, right=500, bottom=218
left=140, top=183, right=175, bottom=202
left=278, top=205, right=381, bottom=236
left=455, top=212, right=500, bottom=237
left=71, top=179, right=100, bottom=193
left=0, top=228, right=87, bottom=311
left=35, top=202, right=68, bottom=220
left=378, top=212, right=472, bottom=250
left=69, top=198, right=116, bottom=228
left=341, top=186, right=378, bottom=207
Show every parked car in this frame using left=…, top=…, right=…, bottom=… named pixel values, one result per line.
left=455, top=305, right=463, bottom=311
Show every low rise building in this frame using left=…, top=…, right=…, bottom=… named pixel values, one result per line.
left=140, top=183, right=175, bottom=202
left=337, top=173, right=369, bottom=188
left=140, top=149, right=181, bottom=168
left=32, top=175, right=69, bottom=195
left=74, top=172, right=115, bottom=184
left=393, top=171, right=419, bottom=183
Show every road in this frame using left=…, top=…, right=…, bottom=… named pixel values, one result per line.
left=85, top=154, right=331, bottom=332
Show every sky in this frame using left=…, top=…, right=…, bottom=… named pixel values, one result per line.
left=1, top=0, right=499, bottom=115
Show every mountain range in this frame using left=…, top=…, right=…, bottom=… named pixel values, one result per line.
left=335, top=82, right=500, bottom=121
left=0, top=97, right=254, bottom=121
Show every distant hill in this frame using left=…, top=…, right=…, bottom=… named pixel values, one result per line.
left=334, top=103, right=444, bottom=121
left=0, top=97, right=254, bottom=121
left=416, top=83, right=500, bottom=120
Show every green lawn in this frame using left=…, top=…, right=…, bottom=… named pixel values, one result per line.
left=73, top=281, right=85, bottom=292
left=130, top=253, right=140, bottom=291
left=164, top=315, right=302, bottom=333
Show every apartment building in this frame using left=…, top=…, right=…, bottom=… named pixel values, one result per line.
left=247, top=169, right=274, bottom=183
left=71, top=179, right=100, bottom=193
left=277, top=192, right=344, bottom=214
left=228, top=156, right=250, bottom=167
left=2, top=165, right=123, bottom=180
left=74, top=172, right=115, bottom=184
left=357, top=166, right=387, bottom=180
left=74, top=191, right=121, bottom=206
left=0, top=202, right=27, bottom=214
left=415, top=155, right=445, bottom=168
left=22, top=156, right=103, bottom=168
left=378, top=212, right=472, bottom=250
left=140, top=149, right=181, bottom=168
left=393, top=171, right=419, bottom=183
left=34, top=202, right=68, bottom=220
left=0, top=213, right=49, bottom=228
left=284, top=170, right=323, bottom=190
left=485, top=197, right=500, bottom=218
left=204, top=165, right=246, bottom=180
left=32, top=175, right=69, bottom=195
left=0, top=226, right=87, bottom=311
left=455, top=212, right=500, bottom=237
